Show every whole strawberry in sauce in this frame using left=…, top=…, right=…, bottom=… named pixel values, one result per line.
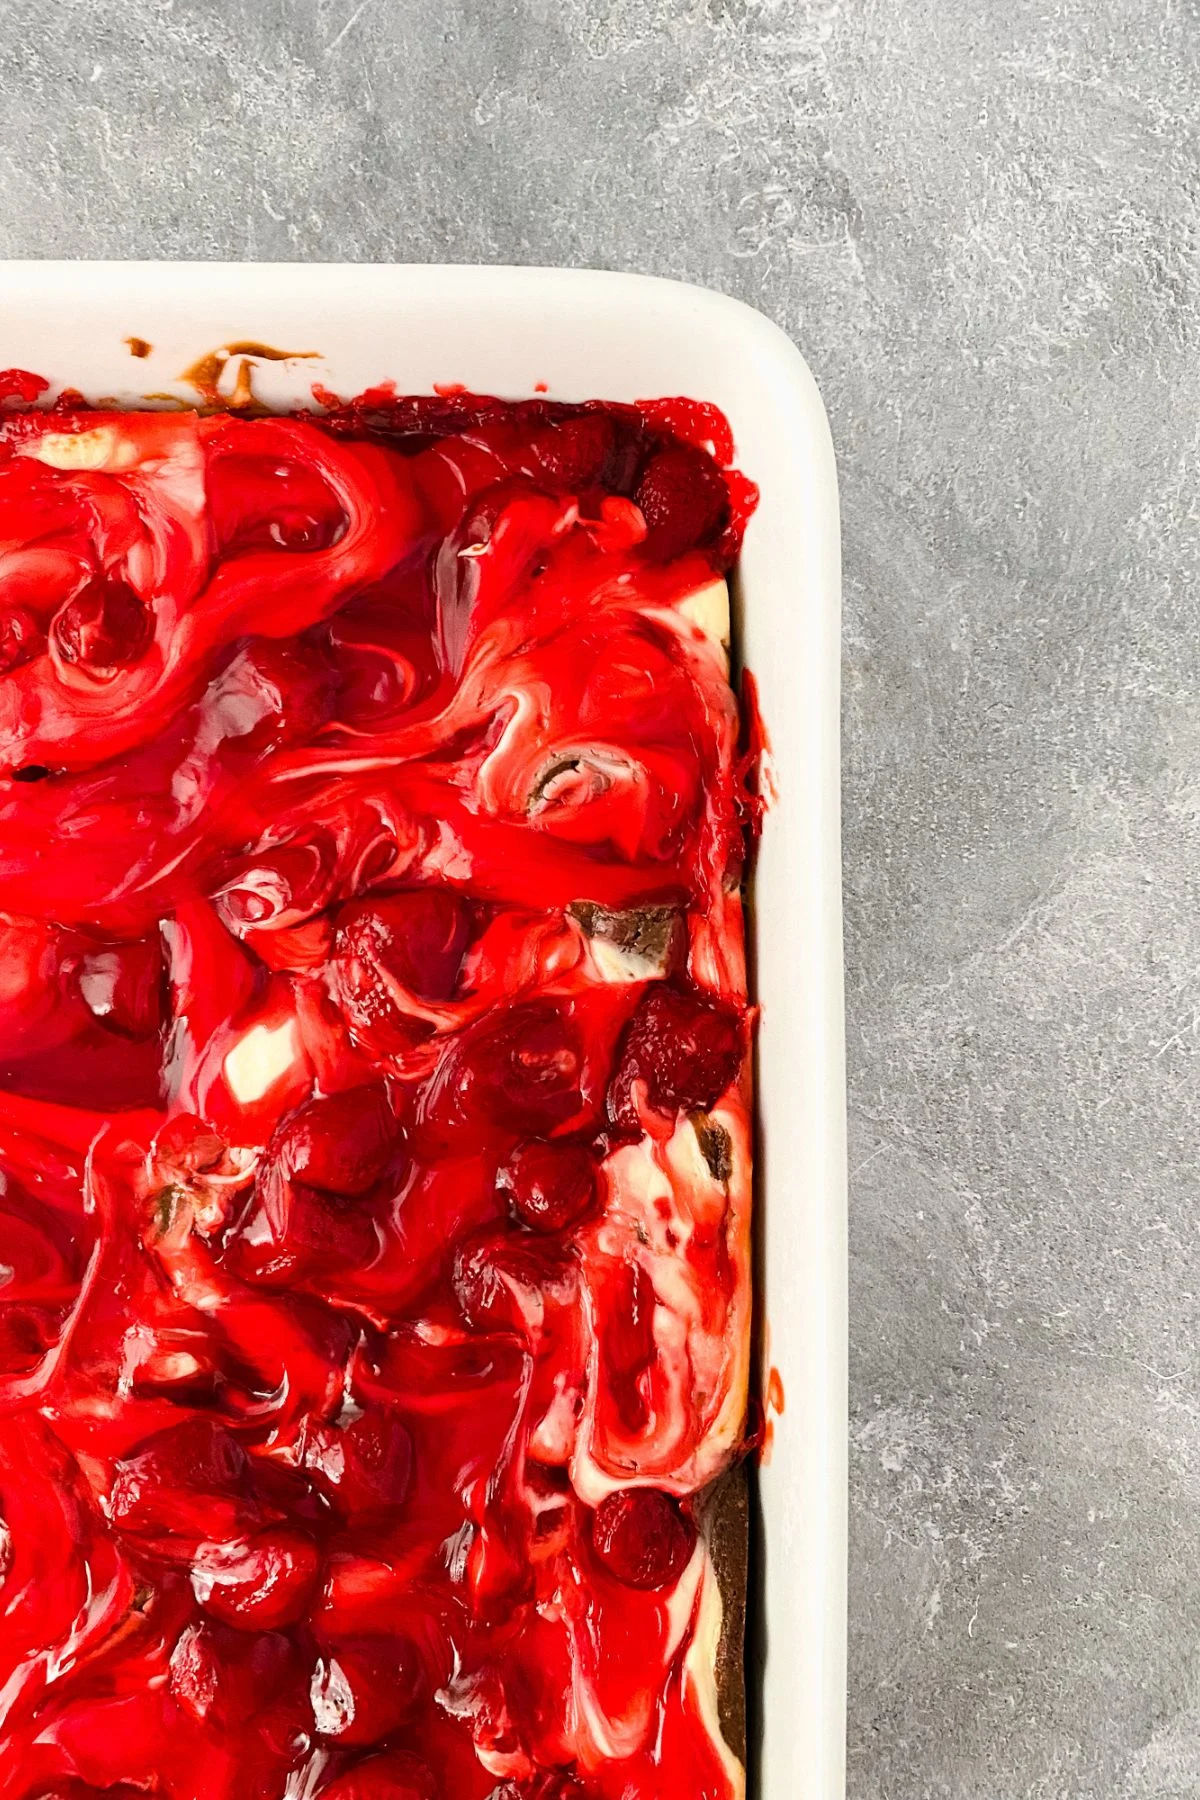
left=607, top=980, right=747, bottom=1129
left=497, top=1139, right=597, bottom=1234
left=590, top=1488, right=697, bottom=1590
left=634, top=441, right=729, bottom=561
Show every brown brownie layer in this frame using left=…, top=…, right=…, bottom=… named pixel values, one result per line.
left=700, top=1455, right=750, bottom=1766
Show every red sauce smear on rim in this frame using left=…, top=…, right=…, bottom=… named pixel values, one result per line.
left=0, top=381, right=759, bottom=1800
left=759, top=1366, right=786, bottom=1465
left=0, top=368, right=50, bottom=405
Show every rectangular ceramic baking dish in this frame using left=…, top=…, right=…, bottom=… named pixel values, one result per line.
left=0, top=261, right=846, bottom=1799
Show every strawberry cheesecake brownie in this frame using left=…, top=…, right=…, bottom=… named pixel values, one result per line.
left=0, top=385, right=758, bottom=1800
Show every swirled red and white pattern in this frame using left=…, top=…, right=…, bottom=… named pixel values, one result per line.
left=0, top=388, right=758, bottom=1800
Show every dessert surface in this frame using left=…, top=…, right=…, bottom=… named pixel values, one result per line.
left=0, top=387, right=756, bottom=1800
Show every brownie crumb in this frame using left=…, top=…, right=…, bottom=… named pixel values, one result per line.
left=568, top=900, right=682, bottom=970
left=691, top=1111, right=733, bottom=1182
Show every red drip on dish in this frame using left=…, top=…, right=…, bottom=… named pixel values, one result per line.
left=0, top=386, right=755, bottom=1800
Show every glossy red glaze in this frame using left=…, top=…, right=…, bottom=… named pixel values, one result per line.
left=0, top=391, right=755, bottom=1800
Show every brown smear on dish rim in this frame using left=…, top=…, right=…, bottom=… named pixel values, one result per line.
left=177, top=341, right=319, bottom=412
left=124, top=337, right=152, bottom=359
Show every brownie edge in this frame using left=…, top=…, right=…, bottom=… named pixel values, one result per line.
left=699, top=1456, right=750, bottom=1766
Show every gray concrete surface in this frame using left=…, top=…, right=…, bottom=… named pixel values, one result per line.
left=1, top=0, right=1196, bottom=1792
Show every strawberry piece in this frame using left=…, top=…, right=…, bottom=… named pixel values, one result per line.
left=217, top=636, right=336, bottom=756
left=169, top=1619, right=302, bottom=1728
left=223, top=1168, right=380, bottom=1286
left=314, top=1555, right=415, bottom=1641
left=498, top=1140, right=596, bottom=1234
left=107, top=1419, right=258, bottom=1547
left=336, top=890, right=474, bottom=1007
left=192, top=1527, right=320, bottom=1630
left=302, top=1406, right=414, bottom=1519
left=310, top=1637, right=423, bottom=1745
left=608, top=983, right=746, bottom=1127
left=216, top=834, right=336, bottom=931
left=51, top=576, right=152, bottom=672
left=452, top=1231, right=574, bottom=1334
left=76, top=935, right=165, bottom=1037
left=633, top=443, right=728, bottom=561
left=272, top=1084, right=401, bottom=1197
left=590, top=1488, right=695, bottom=1590
left=422, top=1000, right=587, bottom=1151
left=0, top=604, right=44, bottom=672
left=208, top=449, right=348, bottom=555
left=0, top=1300, right=54, bottom=1370
left=530, top=415, right=617, bottom=491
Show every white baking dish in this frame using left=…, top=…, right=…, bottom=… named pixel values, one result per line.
left=0, top=261, right=846, bottom=1799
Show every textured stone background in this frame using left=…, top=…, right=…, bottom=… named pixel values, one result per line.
left=2, top=0, right=1197, bottom=1793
